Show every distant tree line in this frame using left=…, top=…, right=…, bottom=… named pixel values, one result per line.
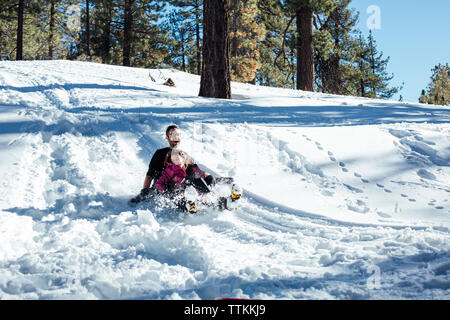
left=419, top=63, right=449, bottom=106
left=1, top=0, right=402, bottom=100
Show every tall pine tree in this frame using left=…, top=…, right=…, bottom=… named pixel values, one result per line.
left=166, top=0, right=203, bottom=74
left=199, top=0, right=232, bottom=99
left=314, top=0, right=358, bottom=95
left=256, top=0, right=296, bottom=88
left=352, top=31, right=400, bottom=99
left=229, top=0, right=266, bottom=83
left=16, top=0, right=25, bottom=60
left=287, top=0, right=338, bottom=91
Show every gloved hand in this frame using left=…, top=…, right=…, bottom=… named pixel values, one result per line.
left=130, top=187, right=151, bottom=204
left=140, top=187, right=150, bottom=196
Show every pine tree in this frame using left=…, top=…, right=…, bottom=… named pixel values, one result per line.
left=199, top=0, right=232, bottom=99
left=122, top=0, right=132, bottom=66
left=366, top=30, right=400, bottom=99
left=48, top=0, right=56, bottom=59
left=85, top=0, right=90, bottom=56
left=229, top=0, right=266, bottom=83
left=295, top=3, right=313, bottom=91
left=0, top=0, right=18, bottom=60
left=41, top=0, right=69, bottom=60
left=352, top=31, right=400, bottom=99
left=419, top=89, right=428, bottom=104
left=166, top=10, right=191, bottom=71
left=166, top=0, right=203, bottom=74
left=256, top=0, right=296, bottom=88
left=16, top=0, right=24, bottom=60
left=113, top=0, right=168, bottom=67
left=91, top=0, right=116, bottom=64
left=135, top=1, right=170, bottom=68
left=287, top=0, right=338, bottom=91
left=314, top=0, right=358, bottom=95
left=419, top=63, right=449, bottom=106
left=0, top=0, right=62, bottom=60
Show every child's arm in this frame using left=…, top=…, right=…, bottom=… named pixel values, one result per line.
left=191, top=164, right=208, bottom=179
left=155, top=169, right=170, bottom=192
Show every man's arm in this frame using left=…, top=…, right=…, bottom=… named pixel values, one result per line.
left=143, top=175, right=152, bottom=189
left=143, top=148, right=169, bottom=189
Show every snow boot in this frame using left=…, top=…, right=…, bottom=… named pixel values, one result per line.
left=231, top=184, right=242, bottom=202
left=186, top=201, right=198, bottom=214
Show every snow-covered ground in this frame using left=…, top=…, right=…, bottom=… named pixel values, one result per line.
left=0, top=60, right=449, bottom=299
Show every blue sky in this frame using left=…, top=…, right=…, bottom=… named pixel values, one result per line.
left=348, top=0, right=450, bottom=103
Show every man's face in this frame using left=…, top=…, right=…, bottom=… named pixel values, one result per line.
left=166, top=128, right=181, bottom=148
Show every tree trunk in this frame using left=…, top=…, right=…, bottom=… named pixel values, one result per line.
left=195, top=0, right=202, bottom=75
left=123, top=0, right=132, bottom=66
left=0, top=22, right=3, bottom=59
left=180, top=31, right=186, bottom=72
left=16, top=0, right=24, bottom=60
left=296, top=5, right=314, bottom=91
left=48, top=0, right=55, bottom=59
left=359, top=62, right=365, bottom=97
left=368, top=31, right=376, bottom=97
left=230, top=0, right=240, bottom=77
left=101, top=1, right=112, bottom=63
left=199, top=0, right=231, bottom=99
left=86, top=0, right=90, bottom=56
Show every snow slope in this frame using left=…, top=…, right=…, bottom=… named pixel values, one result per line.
left=0, top=60, right=450, bottom=299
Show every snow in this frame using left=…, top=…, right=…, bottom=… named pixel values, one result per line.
left=0, top=60, right=450, bottom=299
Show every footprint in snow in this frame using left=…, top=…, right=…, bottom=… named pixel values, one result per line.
left=321, top=190, right=334, bottom=197
left=384, top=189, right=392, bottom=193
left=376, top=183, right=384, bottom=188
left=401, top=194, right=408, bottom=198
left=315, top=142, right=324, bottom=150
left=354, top=172, right=362, bottom=178
left=361, top=179, right=370, bottom=183
left=328, top=151, right=334, bottom=156
left=377, top=211, right=392, bottom=218
left=343, top=184, right=364, bottom=193
left=337, top=162, right=348, bottom=172
left=408, top=198, right=416, bottom=202
left=329, top=156, right=336, bottom=162
left=346, top=199, right=369, bottom=214
left=435, top=206, right=444, bottom=210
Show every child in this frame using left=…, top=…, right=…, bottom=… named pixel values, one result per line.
left=155, top=148, right=241, bottom=213
left=155, top=149, right=210, bottom=213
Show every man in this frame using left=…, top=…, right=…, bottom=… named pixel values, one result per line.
left=131, top=125, right=184, bottom=202
left=131, top=125, right=210, bottom=203
left=130, top=124, right=241, bottom=210
left=142, top=124, right=184, bottom=190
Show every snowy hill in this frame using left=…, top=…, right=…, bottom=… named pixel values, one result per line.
left=0, top=60, right=449, bottom=299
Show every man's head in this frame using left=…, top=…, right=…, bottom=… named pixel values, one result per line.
left=165, top=124, right=180, bottom=148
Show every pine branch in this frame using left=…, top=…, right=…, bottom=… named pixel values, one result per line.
left=273, top=15, right=295, bottom=69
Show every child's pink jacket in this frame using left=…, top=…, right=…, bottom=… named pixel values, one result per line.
left=155, top=163, right=187, bottom=192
